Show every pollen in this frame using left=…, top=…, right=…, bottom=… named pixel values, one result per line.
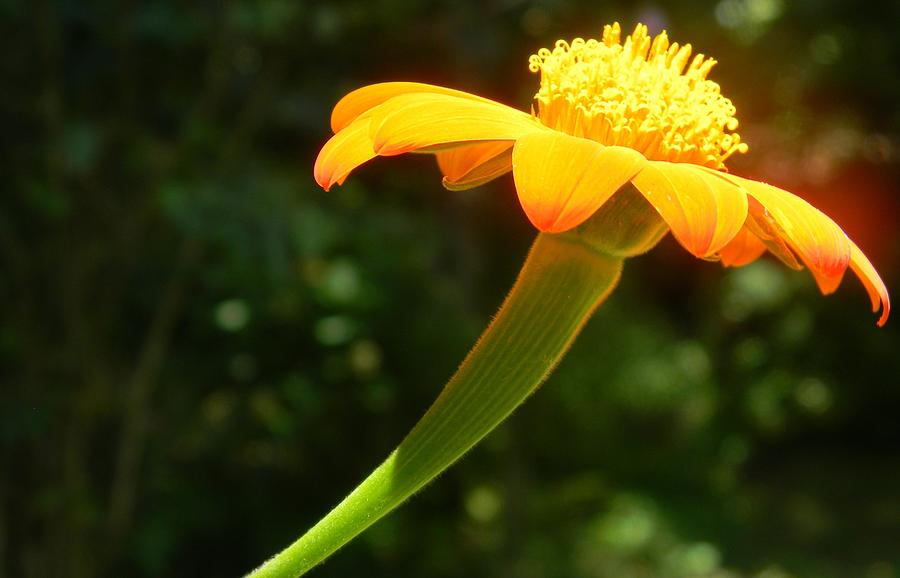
left=528, top=23, right=749, bottom=169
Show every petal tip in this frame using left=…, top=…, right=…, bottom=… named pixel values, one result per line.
left=874, top=289, right=890, bottom=327
left=847, top=240, right=890, bottom=327
left=876, top=305, right=890, bottom=327
left=313, top=156, right=338, bottom=191
left=313, top=164, right=331, bottom=191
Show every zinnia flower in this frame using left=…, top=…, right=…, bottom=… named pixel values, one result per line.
left=314, top=22, right=889, bottom=325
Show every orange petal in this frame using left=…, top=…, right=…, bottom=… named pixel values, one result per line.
left=314, top=116, right=376, bottom=191
left=437, top=142, right=513, bottom=191
left=369, top=93, right=546, bottom=156
left=331, top=82, right=503, bottom=133
left=741, top=196, right=803, bottom=270
left=631, top=162, right=748, bottom=258
left=718, top=225, right=767, bottom=267
left=512, top=131, right=646, bottom=233
left=848, top=240, right=890, bottom=326
left=723, top=174, right=851, bottom=294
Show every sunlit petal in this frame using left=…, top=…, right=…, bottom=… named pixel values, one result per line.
left=370, top=93, right=547, bottom=156
left=723, top=174, right=851, bottom=294
left=314, top=116, right=376, bottom=191
left=631, top=161, right=748, bottom=258
left=718, top=225, right=767, bottom=267
left=740, top=196, right=803, bottom=270
left=313, top=22, right=890, bottom=327
left=331, top=82, right=504, bottom=133
left=437, top=141, right=512, bottom=181
left=512, top=131, right=646, bottom=233
left=437, top=142, right=513, bottom=191
left=848, top=240, right=891, bottom=327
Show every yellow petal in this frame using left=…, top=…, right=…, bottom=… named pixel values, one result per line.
left=742, top=196, right=803, bottom=270
left=314, top=116, right=376, bottom=191
left=369, top=93, right=546, bottom=156
left=631, top=162, right=748, bottom=258
left=437, top=141, right=512, bottom=181
left=437, top=142, right=513, bottom=191
left=718, top=225, right=767, bottom=267
left=512, top=131, right=646, bottom=233
left=331, top=82, right=503, bottom=133
left=848, top=240, right=890, bottom=327
left=723, top=174, right=851, bottom=294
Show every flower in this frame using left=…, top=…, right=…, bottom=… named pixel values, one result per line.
left=314, top=22, right=889, bottom=326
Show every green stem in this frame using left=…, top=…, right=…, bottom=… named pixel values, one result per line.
left=247, top=233, right=623, bottom=578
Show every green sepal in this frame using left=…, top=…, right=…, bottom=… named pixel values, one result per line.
left=568, top=184, right=669, bottom=258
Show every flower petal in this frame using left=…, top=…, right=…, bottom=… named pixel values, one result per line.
left=331, top=82, right=503, bottom=133
left=314, top=115, right=376, bottom=191
left=369, top=93, right=546, bottom=156
left=741, top=196, right=803, bottom=270
left=723, top=174, right=851, bottom=294
left=512, top=131, right=646, bottom=233
left=718, top=225, right=767, bottom=267
left=437, top=142, right=513, bottom=191
left=848, top=240, right=890, bottom=327
left=631, top=162, right=748, bottom=258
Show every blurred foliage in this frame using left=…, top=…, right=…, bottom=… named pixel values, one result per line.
left=1, top=1, right=899, bottom=578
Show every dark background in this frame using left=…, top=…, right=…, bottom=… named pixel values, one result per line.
left=2, top=1, right=899, bottom=577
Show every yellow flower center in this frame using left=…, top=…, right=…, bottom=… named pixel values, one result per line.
left=528, top=22, right=748, bottom=170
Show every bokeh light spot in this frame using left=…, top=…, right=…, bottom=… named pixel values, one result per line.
left=321, top=259, right=362, bottom=304
left=668, top=542, right=722, bottom=575
left=715, top=0, right=784, bottom=41
left=349, top=339, right=382, bottom=378
left=722, top=261, right=791, bottom=322
left=314, top=315, right=357, bottom=346
left=596, top=495, right=658, bottom=551
left=794, top=378, right=833, bottom=415
left=465, top=485, right=503, bottom=523
left=215, top=299, right=251, bottom=332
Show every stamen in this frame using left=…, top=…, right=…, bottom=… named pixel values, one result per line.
left=529, top=23, right=749, bottom=170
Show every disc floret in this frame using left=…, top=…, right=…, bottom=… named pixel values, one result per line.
left=529, top=23, right=749, bottom=169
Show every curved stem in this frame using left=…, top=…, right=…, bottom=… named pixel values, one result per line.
left=247, top=233, right=623, bottom=578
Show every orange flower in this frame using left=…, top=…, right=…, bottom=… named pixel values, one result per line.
left=315, top=23, right=889, bottom=326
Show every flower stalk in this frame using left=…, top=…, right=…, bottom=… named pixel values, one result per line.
left=247, top=233, right=624, bottom=578
left=285, top=19, right=889, bottom=578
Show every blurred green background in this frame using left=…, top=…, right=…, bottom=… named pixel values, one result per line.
left=2, top=1, right=899, bottom=577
